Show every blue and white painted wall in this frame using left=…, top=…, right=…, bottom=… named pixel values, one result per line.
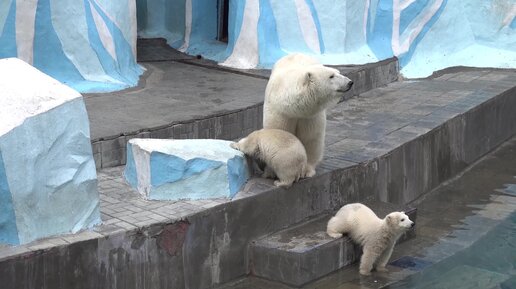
left=0, top=0, right=143, bottom=93
left=139, top=0, right=516, bottom=78
left=2, top=0, right=513, bottom=92
left=136, top=0, right=232, bottom=63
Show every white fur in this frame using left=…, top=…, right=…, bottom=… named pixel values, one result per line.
left=326, top=203, right=414, bottom=275
left=230, top=129, right=309, bottom=187
left=263, top=53, right=353, bottom=176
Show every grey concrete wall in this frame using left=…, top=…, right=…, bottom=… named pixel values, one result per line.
left=374, top=85, right=516, bottom=205
left=0, top=223, right=187, bottom=289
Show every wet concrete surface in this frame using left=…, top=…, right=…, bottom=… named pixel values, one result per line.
left=217, top=136, right=516, bottom=289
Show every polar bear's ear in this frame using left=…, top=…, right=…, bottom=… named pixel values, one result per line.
left=386, top=214, right=396, bottom=225
left=304, top=72, right=313, bottom=86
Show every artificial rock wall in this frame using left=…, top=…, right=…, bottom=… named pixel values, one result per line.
left=138, top=0, right=516, bottom=78
left=0, top=0, right=143, bottom=93
left=2, top=0, right=513, bottom=92
left=0, top=58, right=101, bottom=245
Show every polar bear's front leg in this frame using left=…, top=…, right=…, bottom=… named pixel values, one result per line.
left=375, top=243, right=395, bottom=272
left=359, top=245, right=382, bottom=276
left=297, top=112, right=326, bottom=174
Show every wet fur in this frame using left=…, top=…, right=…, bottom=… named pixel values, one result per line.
left=326, top=203, right=414, bottom=275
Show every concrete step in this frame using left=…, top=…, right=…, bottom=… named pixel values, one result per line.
left=249, top=202, right=417, bottom=287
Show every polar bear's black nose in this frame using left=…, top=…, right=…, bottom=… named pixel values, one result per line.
left=348, top=80, right=353, bottom=88
left=411, top=222, right=415, bottom=227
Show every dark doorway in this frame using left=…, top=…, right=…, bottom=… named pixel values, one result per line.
left=217, top=0, right=229, bottom=42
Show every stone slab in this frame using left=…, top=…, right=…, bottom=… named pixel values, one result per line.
left=125, top=139, right=249, bottom=200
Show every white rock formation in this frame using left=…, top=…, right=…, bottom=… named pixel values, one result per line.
left=0, top=58, right=101, bottom=245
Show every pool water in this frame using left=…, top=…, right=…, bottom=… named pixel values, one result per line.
left=387, top=185, right=516, bottom=289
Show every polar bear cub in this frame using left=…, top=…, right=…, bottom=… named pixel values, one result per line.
left=327, top=203, right=414, bottom=275
left=230, top=129, right=309, bottom=187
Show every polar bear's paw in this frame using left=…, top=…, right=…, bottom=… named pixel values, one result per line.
left=274, top=180, right=293, bottom=188
left=327, top=232, right=343, bottom=239
left=304, top=166, right=316, bottom=178
left=359, top=269, right=372, bottom=276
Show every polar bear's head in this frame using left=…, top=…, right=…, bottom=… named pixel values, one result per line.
left=386, top=212, right=414, bottom=231
left=304, top=65, right=353, bottom=100
left=266, top=64, right=353, bottom=118
left=230, top=133, right=259, bottom=157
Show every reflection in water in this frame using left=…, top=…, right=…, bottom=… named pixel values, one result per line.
left=387, top=183, right=516, bottom=289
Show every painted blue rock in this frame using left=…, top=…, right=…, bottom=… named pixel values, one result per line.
left=0, top=0, right=143, bottom=93
left=125, top=139, right=250, bottom=201
left=0, top=58, right=101, bottom=245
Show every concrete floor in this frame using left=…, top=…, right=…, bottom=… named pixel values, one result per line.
left=217, top=135, right=516, bottom=289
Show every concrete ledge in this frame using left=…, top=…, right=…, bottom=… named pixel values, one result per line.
left=88, top=58, right=399, bottom=169
left=251, top=215, right=360, bottom=286
left=1, top=68, right=515, bottom=289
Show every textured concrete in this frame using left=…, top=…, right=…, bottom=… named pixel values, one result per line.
left=250, top=203, right=416, bottom=286
left=86, top=54, right=399, bottom=169
left=0, top=68, right=515, bottom=289
left=250, top=215, right=361, bottom=287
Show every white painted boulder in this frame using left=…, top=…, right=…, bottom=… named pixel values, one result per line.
left=124, top=139, right=250, bottom=200
left=0, top=58, right=101, bottom=245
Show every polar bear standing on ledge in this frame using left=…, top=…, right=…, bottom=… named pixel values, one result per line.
left=263, top=54, right=353, bottom=176
left=327, top=203, right=414, bottom=275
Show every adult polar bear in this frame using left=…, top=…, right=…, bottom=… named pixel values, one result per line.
left=263, top=54, right=353, bottom=176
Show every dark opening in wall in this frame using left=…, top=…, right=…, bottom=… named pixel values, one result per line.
left=218, top=0, right=229, bottom=42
